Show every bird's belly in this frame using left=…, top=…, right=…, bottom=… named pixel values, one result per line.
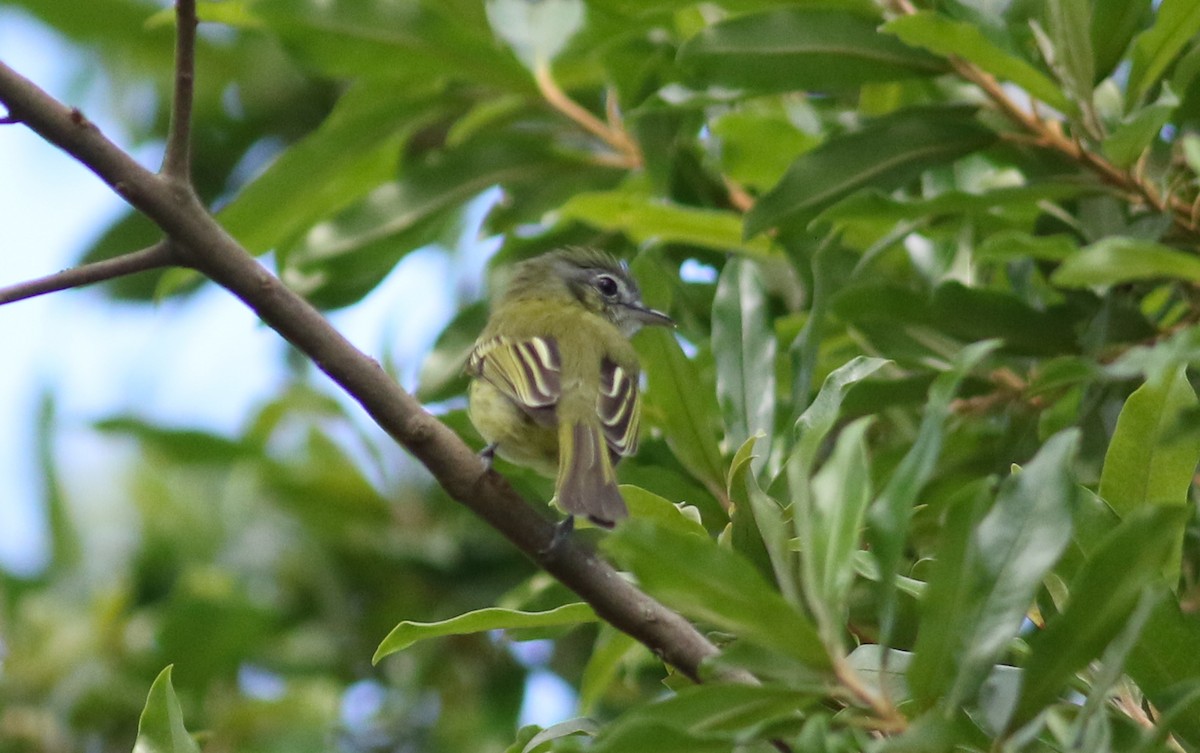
left=468, top=380, right=559, bottom=476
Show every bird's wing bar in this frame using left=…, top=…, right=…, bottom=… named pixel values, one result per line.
left=467, top=335, right=562, bottom=424
left=597, top=358, right=639, bottom=458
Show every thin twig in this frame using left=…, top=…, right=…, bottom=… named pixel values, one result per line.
left=886, top=0, right=1199, bottom=239
left=0, top=242, right=175, bottom=305
left=161, top=0, right=197, bottom=181
left=534, top=60, right=641, bottom=169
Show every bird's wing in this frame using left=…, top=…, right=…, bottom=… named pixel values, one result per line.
left=466, top=335, right=562, bottom=426
left=597, top=357, right=640, bottom=458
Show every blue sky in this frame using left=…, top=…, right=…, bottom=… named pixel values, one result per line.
left=0, top=9, right=475, bottom=575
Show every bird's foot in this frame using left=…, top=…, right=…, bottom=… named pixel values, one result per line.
left=479, top=442, right=498, bottom=471
left=539, top=515, right=574, bottom=557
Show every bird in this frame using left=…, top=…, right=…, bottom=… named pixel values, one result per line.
left=465, top=248, right=674, bottom=528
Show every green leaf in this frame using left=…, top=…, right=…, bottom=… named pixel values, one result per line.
left=728, top=436, right=800, bottom=606
left=255, top=0, right=531, bottom=89
left=287, top=134, right=608, bottom=308
left=621, top=485, right=709, bottom=538
left=802, top=416, right=873, bottom=650
left=600, top=684, right=816, bottom=742
left=217, top=82, right=448, bottom=256
left=867, top=341, right=998, bottom=649
left=1095, top=364, right=1200, bottom=583
left=1008, top=506, right=1184, bottom=728
left=1128, top=601, right=1200, bottom=748
left=373, top=604, right=597, bottom=663
left=908, top=481, right=991, bottom=709
left=134, top=666, right=201, bottom=753
left=746, top=107, right=996, bottom=236
left=604, top=520, right=828, bottom=668
left=578, top=626, right=639, bottom=713
left=713, top=258, right=777, bottom=473
left=638, top=327, right=728, bottom=504
left=1091, top=0, right=1152, bottom=81
left=1127, top=0, right=1200, bottom=106
left=1099, top=364, right=1200, bottom=516
left=976, top=231, right=1078, bottom=262
left=678, top=8, right=945, bottom=95
left=883, top=13, right=1072, bottom=113
left=1052, top=237, right=1200, bottom=288
left=946, top=430, right=1080, bottom=709
left=1040, top=0, right=1095, bottom=114
left=792, top=356, right=890, bottom=469
left=558, top=190, right=775, bottom=258
left=1102, top=86, right=1179, bottom=168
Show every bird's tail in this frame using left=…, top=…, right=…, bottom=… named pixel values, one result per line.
left=556, top=420, right=628, bottom=527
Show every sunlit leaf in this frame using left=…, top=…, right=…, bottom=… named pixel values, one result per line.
left=217, top=82, right=450, bottom=256
left=1127, top=0, right=1200, bottom=106
left=374, top=604, right=597, bottom=663
left=1099, top=364, right=1200, bottom=515
left=558, top=190, right=775, bottom=258
left=134, top=666, right=201, bottom=753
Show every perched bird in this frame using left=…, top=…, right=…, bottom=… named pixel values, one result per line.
left=466, top=248, right=673, bottom=527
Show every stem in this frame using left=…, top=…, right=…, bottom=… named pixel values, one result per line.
left=161, top=0, right=197, bottom=181
left=0, top=242, right=174, bottom=305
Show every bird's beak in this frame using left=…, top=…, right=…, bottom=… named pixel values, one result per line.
left=629, top=303, right=675, bottom=328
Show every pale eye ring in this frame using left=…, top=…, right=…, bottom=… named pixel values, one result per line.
left=595, top=274, right=619, bottom=298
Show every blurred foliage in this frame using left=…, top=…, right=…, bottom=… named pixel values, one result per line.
left=5, top=0, right=1200, bottom=751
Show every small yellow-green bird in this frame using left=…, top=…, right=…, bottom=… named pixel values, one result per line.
left=466, top=248, right=674, bottom=527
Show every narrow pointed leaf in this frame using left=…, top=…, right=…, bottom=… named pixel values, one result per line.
left=884, top=13, right=1071, bottom=112
left=639, top=328, right=728, bottom=504
left=1127, top=0, right=1200, bottom=105
left=1052, top=237, right=1200, bottom=288
left=1099, top=364, right=1200, bottom=515
left=217, top=83, right=447, bottom=255
left=134, top=667, right=201, bottom=753
left=803, top=416, right=873, bottom=647
left=374, top=604, right=597, bottom=663
left=1009, top=505, right=1184, bottom=728
left=604, top=520, right=828, bottom=668
left=867, top=341, right=999, bottom=649
left=678, top=8, right=946, bottom=95
left=908, top=481, right=991, bottom=708
left=746, top=107, right=996, bottom=236
left=949, top=431, right=1081, bottom=708
left=713, top=258, right=777, bottom=473
left=559, top=190, right=775, bottom=258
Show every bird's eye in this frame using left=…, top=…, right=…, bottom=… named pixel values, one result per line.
left=595, top=274, right=620, bottom=298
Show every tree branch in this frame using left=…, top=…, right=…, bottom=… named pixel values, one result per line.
left=0, top=58, right=728, bottom=684
left=886, top=0, right=1200, bottom=239
left=161, top=0, right=197, bottom=181
left=534, top=60, right=642, bottom=169
left=0, top=242, right=175, bottom=305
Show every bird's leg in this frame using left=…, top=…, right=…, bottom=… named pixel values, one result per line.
left=540, top=515, right=575, bottom=556
left=479, top=442, right=498, bottom=470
